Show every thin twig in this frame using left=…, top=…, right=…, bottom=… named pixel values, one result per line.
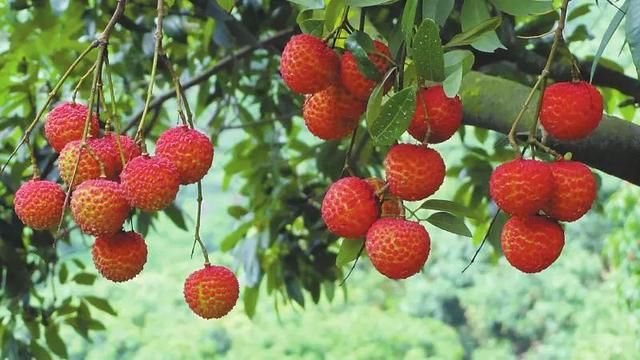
left=339, top=241, right=365, bottom=286
left=461, top=209, right=502, bottom=274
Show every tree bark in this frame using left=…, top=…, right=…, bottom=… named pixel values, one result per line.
left=461, top=72, right=640, bottom=186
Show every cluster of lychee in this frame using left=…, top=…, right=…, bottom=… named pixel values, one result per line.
left=279, top=34, right=466, bottom=280
left=491, top=81, right=602, bottom=273
left=13, top=102, right=238, bottom=319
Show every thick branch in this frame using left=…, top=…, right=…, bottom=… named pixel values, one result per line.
left=124, top=29, right=294, bottom=129
left=461, top=72, right=640, bottom=186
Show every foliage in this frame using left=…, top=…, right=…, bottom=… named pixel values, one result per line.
left=0, top=0, right=639, bottom=358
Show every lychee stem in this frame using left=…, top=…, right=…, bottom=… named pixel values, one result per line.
left=191, top=181, right=210, bottom=265
left=26, top=140, right=40, bottom=179
left=508, top=0, right=571, bottom=156
left=159, top=53, right=193, bottom=128
left=134, top=0, right=165, bottom=153
left=461, top=209, right=502, bottom=274
left=104, top=55, right=127, bottom=168
left=72, top=62, right=97, bottom=104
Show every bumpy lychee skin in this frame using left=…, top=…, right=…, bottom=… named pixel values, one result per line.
left=501, top=215, right=565, bottom=273
left=366, top=218, right=430, bottom=279
left=156, top=126, right=214, bottom=184
left=408, top=85, right=463, bottom=144
left=183, top=265, right=239, bottom=319
left=14, top=179, right=65, bottom=230
left=321, top=177, right=379, bottom=239
left=70, top=179, right=130, bottom=236
left=45, top=102, right=99, bottom=152
left=303, top=85, right=365, bottom=140
left=92, top=231, right=147, bottom=282
left=95, top=134, right=142, bottom=174
left=58, top=139, right=120, bottom=187
left=544, top=160, right=596, bottom=222
left=280, top=34, right=339, bottom=94
left=340, top=40, right=391, bottom=100
left=384, top=144, right=446, bottom=201
left=366, top=178, right=404, bottom=219
left=120, top=155, right=180, bottom=212
left=540, top=81, right=603, bottom=140
left=489, top=159, right=553, bottom=216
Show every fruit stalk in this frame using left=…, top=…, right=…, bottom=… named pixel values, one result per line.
left=507, top=0, right=571, bottom=155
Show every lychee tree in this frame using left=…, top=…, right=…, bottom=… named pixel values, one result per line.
left=1, top=0, right=640, bottom=357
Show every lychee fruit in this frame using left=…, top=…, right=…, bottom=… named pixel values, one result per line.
left=408, top=85, right=463, bottom=144
left=70, top=179, right=130, bottom=236
left=321, top=177, right=379, bottom=239
left=489, top=158, right=553, bottom=216
left=365, top=218, right=431, bottom=279
left=340, top=40, right=391, bottom=100
left=94, top=133, right=142, bottom=173
left=45, top=102, right=100, bottom=153
left=366, top=177, right=404, bottom=218
left=58, top=139, right=119, bottom=187
left=120, top=155, right=180, bottom=212
left=92, top=231, right=147, bottom=282
left=302, top=85, right=365, bottom=140
left=384, top=144, right=446, bottom=201
left=540, top=81, right=603, bottom=140
left=280, top=34, right=339, bottom=94
left=544, top=160, right=596, bottom=222
left=501, top=215, right=564, bottom=273
left=156, top=126, right=214, bottom=184
left=13, top=179, right=65, bottom=230
left=183, top=264, right=239, bottom=319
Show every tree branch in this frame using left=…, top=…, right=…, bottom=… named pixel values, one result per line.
left=123, top=29, right=295, bottom=130
left=461, top=72, right=640, bottom=186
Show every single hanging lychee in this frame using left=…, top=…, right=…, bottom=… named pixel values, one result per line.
left=92, top=231, right=148, bottom=282
left=408, top=85, right=463, bottom=144
left=70, top=179, right=131, bottom=236
left=302, top=85, right=365, bottom=140
left=489, top=158, right=553, bottom=216
left=45, top=102, right=100, bottom=153
left=14, top=179, right=65, bottom=230
left=119, top=155, right=180, bottom=212
left=384, top=144, right=446, bottom=201
left=58, top=139, right=119, bottom=187
left=183, top=264, right=240, bottom=319
left=279, top=34, right=339, bottom=94
left=501, top=215, right=565, bottom=273
left=155, top=126, right=214, bottom=185
left=321, top=177, right=379, bottom=239
left=544, top=160, right=596, bottom=222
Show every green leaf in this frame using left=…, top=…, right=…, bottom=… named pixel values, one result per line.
left=444, top=16, right=501, bottom=48
left=413, top=19, right=445, bottom=82
left=72, top=273, right=96, bottom=285
left=625, top=0, right=640, bottom=78
left=216, top=0, right=234, bottom=12
left=401, top=0, right=419, bottom=45
left=368, top=87, right=417, bottom=145
left=365, top=69, right=395, bottom=128
left=30, top=341, right=52, bottom=360
left=325, top=0, right=346, bottom=34
left=164, top=203, right=188, bottom=231
left=285, top=278, right=305, bottom=307
left=345, top=31, right=382, bottom=81
left=590, top=3, right=626, bottom=81
left=287, top=0, right=324, bottom=9
left=220, top=221, right=253, bottom=251
left=489, top=0, right=552, bottom=16
left=227, top=205, right=249, bottom=219
left=442, top=50, right=474, bottom=97
left=45, top=326, right=68, bottom=359
left=422, top=0, right=455, bottom=26
left=426, top=212, right=472, bottom=237
left=243, top=285, right=259, bottom=319
left=58, top=264, right=68, bottom=284
left=567, top=3, right=592, bottom=21
left=486, top=211, right=508, bottom=252
left=336, top=238, right=365, bottom=267
left=460, top=0, right=505, bottom=52
left=84, top=296, right=117, bottom=316
left=300, top=19, right=324, bottom=36
left=420, top=199, right=480, bottom=219
left=344, top=0, right=394, bottom=7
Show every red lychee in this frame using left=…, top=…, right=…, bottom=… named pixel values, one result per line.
left=501, top=215, right=564, bottom=273
left=70, top=179, right=130, bottom=236
left=280, top=34, right=339, bottom=94
left=155, top=126, right=214, bottom=185
left=14, top=179, right=65, bottom=230
left=183, top=264, right=239, bottom=319
left=540, top=81, right=603, bottom=140
left=366, top=218, right=431, bottom=279
left=408, top=85, right=463, bottom=144
left=384, top=144, right=446, bottom=201
left=94, top=133, right=142, bottom=174
left=92, top=231, right=147, bottom=282
left=340, top=40, right=391, bottom=100
left=58, top=139, right=119, bottom=187
left=544, top=160, right=596, bottom=222
left=45, top=102, right=100, bottom=153
left=302, top=85, right=365, bottom=140
left=321, top=177, right=379, bottom=239
left=120, top=155, right=180, bottom=212
left=489, top=158, right=553, bottom=216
